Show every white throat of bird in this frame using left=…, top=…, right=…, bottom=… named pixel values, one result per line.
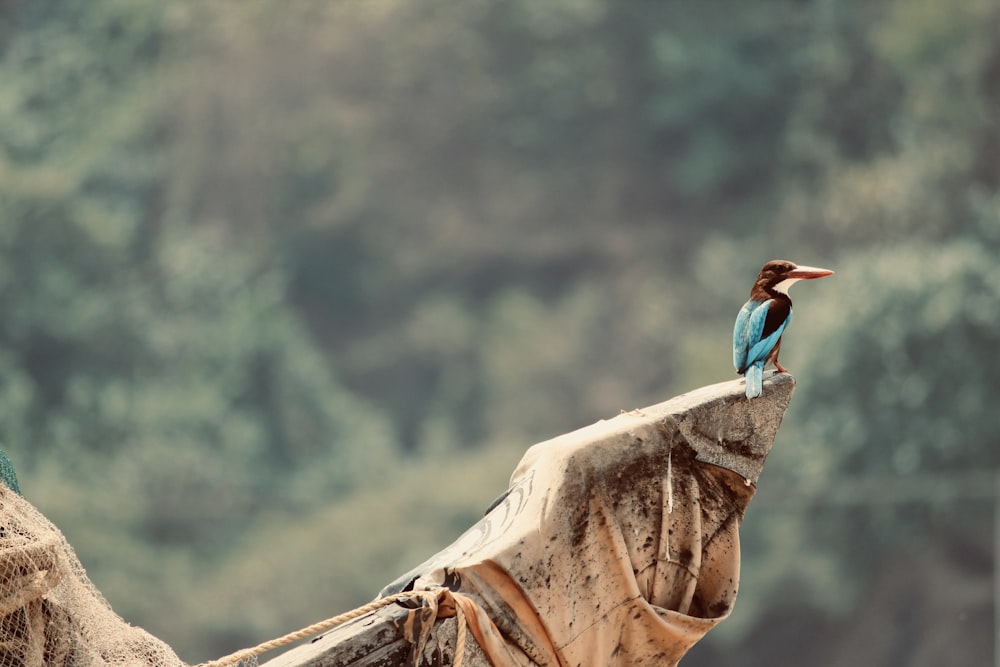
left=772, top=278, right=802, bottom=295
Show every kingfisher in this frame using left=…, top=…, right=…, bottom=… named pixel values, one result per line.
left=733, top=260, right=834, bottom=398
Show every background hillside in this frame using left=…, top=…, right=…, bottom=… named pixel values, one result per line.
left=1, top=1, right=998, bottom=663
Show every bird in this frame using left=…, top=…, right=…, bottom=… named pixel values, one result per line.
left=733, top=260, right=833, bottom=398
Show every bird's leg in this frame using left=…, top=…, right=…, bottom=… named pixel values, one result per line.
left=768, top=339, right=787, bottom=373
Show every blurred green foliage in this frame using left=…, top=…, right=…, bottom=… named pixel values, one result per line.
left=0, top=0, right=998, bottom=663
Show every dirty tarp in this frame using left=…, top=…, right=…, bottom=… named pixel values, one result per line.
left=381, top=378, right=791, bottom=666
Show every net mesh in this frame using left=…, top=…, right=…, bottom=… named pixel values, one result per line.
left=0, top=486, right=185, bottom=667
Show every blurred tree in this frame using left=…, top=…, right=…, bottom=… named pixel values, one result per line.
left=148, top=0, right=825, bottom=456
left=777, top=0, right=1000, bottom=249
left=1, top=0, right=998, bottom=661
left=0, top=3, right=396, bottom=658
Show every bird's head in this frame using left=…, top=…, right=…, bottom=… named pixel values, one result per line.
left=754, top=259, right=834, bottom=296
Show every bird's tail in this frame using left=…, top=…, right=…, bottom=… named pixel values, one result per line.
left=745, top=362, right=764, bottom=398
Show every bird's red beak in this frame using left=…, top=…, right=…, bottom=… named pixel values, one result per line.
left=786, top=265, right=834, bottom=280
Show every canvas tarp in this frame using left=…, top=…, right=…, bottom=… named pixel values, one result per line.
left=378, top=375, right=795, bottom=666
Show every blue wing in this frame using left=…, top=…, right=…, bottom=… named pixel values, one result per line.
left=733, top=299, right=792, bottom=373
left=732, top=301, right=757, bottom=372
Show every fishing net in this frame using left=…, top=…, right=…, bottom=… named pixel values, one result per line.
left=0, top=485, right=184, bottom=667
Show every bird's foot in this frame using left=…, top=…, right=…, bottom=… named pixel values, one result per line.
left=773, top=362, right=788, bottom=373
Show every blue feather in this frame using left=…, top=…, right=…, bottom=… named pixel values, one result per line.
left=733, top=298, right=793, bottom=398
left=745, top=362, right=763, bottom=398
left=732, top=301, right=755, bottom=371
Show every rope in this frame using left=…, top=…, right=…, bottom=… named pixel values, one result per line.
left=197, top=592, right=412, bottom=667
left=197, top=590, right=471, bottom=667
left=454, top=600, right=467, bottom=666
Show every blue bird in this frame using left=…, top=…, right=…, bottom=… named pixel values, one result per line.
left=734, top=260, right=833, bottom=398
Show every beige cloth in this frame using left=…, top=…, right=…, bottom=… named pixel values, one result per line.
left=383, top=409, right=755, bottom=666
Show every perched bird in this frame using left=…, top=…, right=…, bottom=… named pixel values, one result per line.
left=733, top=260, right=833, bottom=398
